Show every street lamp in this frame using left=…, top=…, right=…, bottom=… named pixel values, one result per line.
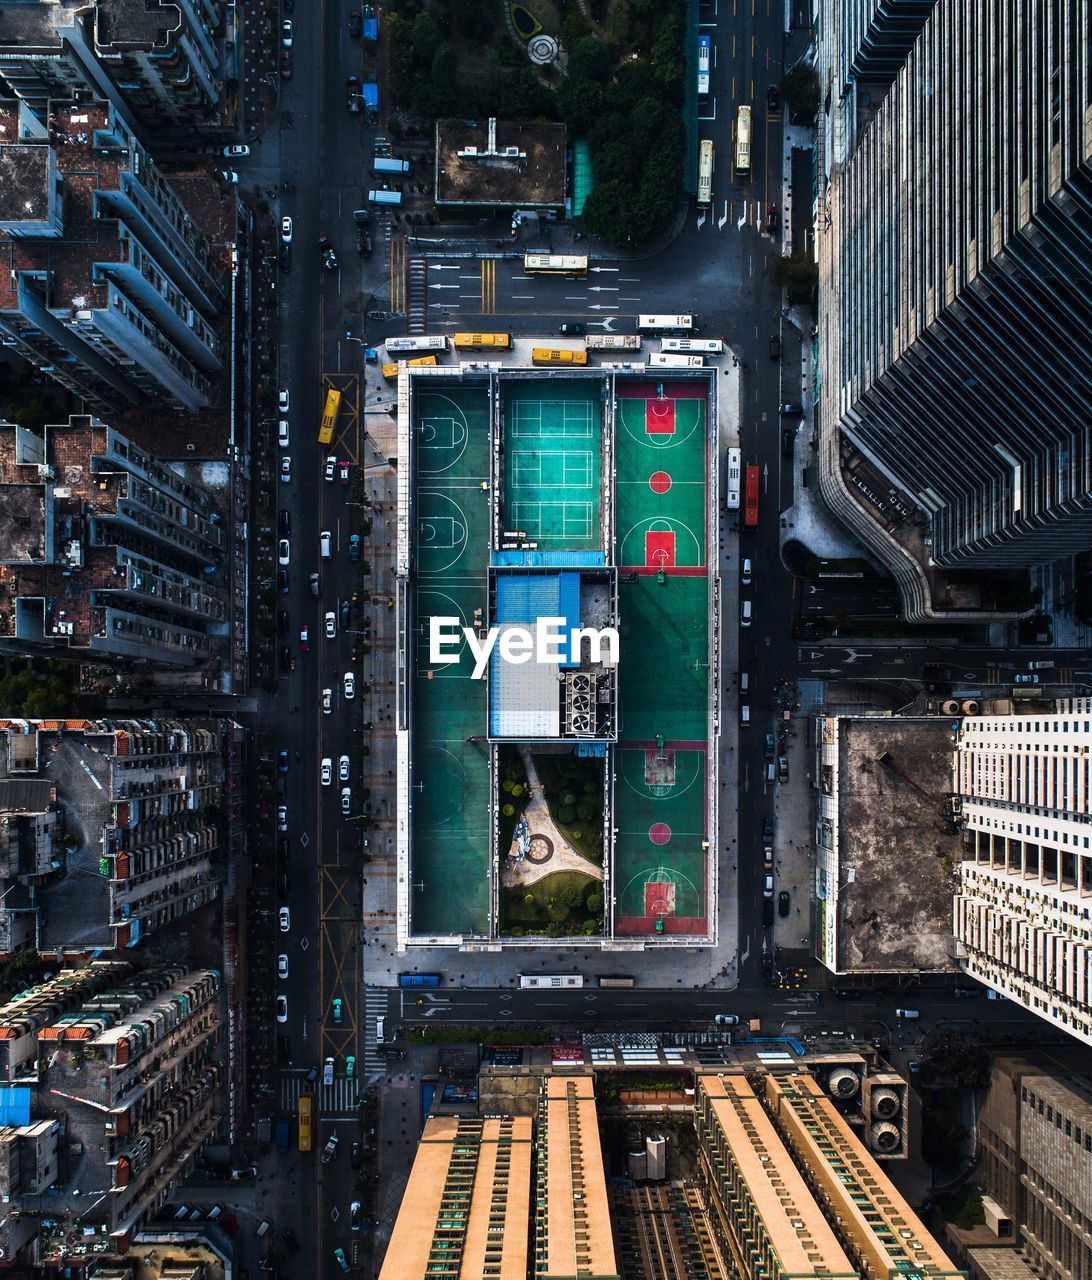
left=344, top=332, right=366, bottom=346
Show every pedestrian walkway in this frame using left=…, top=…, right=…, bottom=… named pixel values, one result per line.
left=363, top=986, right=391, bottom=1076
left=280, top=1072, right=359, bottom=1115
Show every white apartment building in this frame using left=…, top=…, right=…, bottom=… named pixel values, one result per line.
left=953, top=699, right=1092, bottom=1046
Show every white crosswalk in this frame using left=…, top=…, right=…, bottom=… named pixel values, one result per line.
left=363, top=987, right=390, bottom=1074
left=280, top=1072, right=359, bottom=1114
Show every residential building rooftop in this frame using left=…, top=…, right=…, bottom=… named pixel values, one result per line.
left=815, top=714, right=962, bottom=974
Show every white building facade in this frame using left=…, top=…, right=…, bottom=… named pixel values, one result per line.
left=953, top=699, right=1092, bottom=1046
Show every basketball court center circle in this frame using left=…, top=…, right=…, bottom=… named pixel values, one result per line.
left=649, top=471, right=672, bottom=494
left=649, top=822, right=672, bottom=846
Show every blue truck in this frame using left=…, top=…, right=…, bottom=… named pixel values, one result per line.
left=275, top=1116, right=290, bottom=1152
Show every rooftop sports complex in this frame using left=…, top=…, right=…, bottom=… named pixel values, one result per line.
left=394, top=363, right=721, bottom=950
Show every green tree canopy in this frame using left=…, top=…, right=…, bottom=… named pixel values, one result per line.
left=772, top=252, right=819, bottom=304
left=781, top=63, right=820, bottom=125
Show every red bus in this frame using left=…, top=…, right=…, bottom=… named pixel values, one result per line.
left=743, top=465, right=760, bottom=527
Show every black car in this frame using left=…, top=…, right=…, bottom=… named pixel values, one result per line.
left=277, top=1033, right=291, bottom=1063
left=280, top=50, right=292, bottom=78
left=279, top=242, right=291, bottom=273
left=350, top=1139, right=363, bottom=1170
left=762, top=898, right=774, bottom=927
left=762, top=816, right=773, bottom=839
left=279, top=870, right=290, bottom=897
left=279, top=836, right=290, bottom=861
left=781, top=428, right=795, bottom=458
left=833, top=988, right=864, bottom=1000
left=347, top=75, right=362, bottom=113
left=766, top=83, right=779, bottom=112
left=278, top=567, right=289, bottom=594
left=558, top=322, right=585, bottom=335
left=282, top=1228, right=301, bottom=1255
left=278, top=607, right=289, bottom=635
left=348, top=11, right=361, bottom=36
left=340, top=599, right=351, bottom=627
left=279, top=645, right=292, bottom=672
left=279, top=508, right=290, bottom=535
left=778, top=890, right=790, bottom=918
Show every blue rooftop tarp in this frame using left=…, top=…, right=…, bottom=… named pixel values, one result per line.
left=0, top=1087, right=31, bottom=1127
left=363, top=18, right=378, bottom=41
left=491, top=550, right=606, bottom=568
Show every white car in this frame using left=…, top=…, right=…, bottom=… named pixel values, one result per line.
left=278, top=419, right=289, bottom=447
left=713, top=1013, right=740, bottom=1025
left=343, top=671, right=355, bottom=699
left=321, top=757, right=333, bottom=786
left=220, top=169, right=239, bottom=183
left=281, top=18, right=293, bottom=45
left=281, top=455, right=291, bottom=484
left=324, top=455, right=336, bottom=482
left=278, top=905, right=291, bottom=932
left=280, top=214, right=293, bottom=243
left=325, top=611, right=336, bottom=639
left=320, top=531, right=332, bottom=559
left=277, top=804, right=288, bottom=832
left=278, top=538, right=290, bottom=566
left=277, top=954, right=289, bottom=979
left=278, top=388, right=290, bottom=412
left=341, top=787, right=352, bottom=815
left=322, top=687, right=333, bottom=714
left=223, top=144, right=251, bottom=158
left=763, top=873, right=774, bottom=898
left=338, top=754, right=350, bottom=782
left=276, top=994, right=288, bottom=1023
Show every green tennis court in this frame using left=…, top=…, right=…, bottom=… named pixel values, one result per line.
left=410, top=389, right=491, bottom=936
left=501, top=379, right=602, bottom=550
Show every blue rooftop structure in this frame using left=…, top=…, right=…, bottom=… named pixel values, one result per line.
left=0, top=1087, right=31, bottom=1127
left=489, top=573, right=583, bottom=737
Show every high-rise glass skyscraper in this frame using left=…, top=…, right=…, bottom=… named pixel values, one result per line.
left=816, top=0, right=1092, bottom=619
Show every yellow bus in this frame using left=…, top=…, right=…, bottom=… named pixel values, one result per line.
left=453, top=333, right=512, bottom=350
left=697, top=139, right=714, bottom=208
left=298, top=1093, right=313, bottom=1153
left=531, top=348, right=588, bottom=366
left=523, top=254, right=589, bottom=276
left=381, top=355, right=438, bottom=380
left=735, top=105, right=752, bottom=176
left=318, top=388, right=341, bottom=446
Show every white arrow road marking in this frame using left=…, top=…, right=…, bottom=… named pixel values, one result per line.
left=428, top=283, right=459, bottom=289
left=697, top=212, right=707, bottom=229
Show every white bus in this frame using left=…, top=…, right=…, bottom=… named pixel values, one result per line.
left=697, top=139, right=714, bottom=208
left=735, top=105, right=752, bottom=176
left=648, top=352, right=705, bottom=368
left=725, top=446, right=741, bottom=510
left=662, top=337, right=725, bottom=354
left=385, top=335, right=448, bottom=355
left=585, top=334, right=642, bottom=351
left=638, top=314, right=694, bottom=333
left=518, top=974, right=584, bottom=989
left=523, top=254, right=588, bottom=276
left=697, top=35, right=711, bottom=96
